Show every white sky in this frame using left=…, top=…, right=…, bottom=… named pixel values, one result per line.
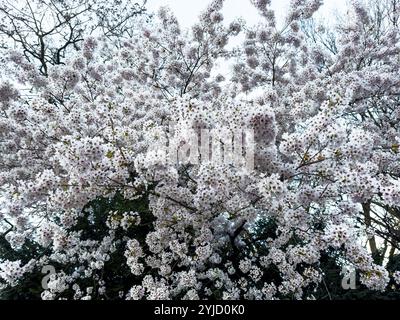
left=145, top=0, right=350, bottom=82
left=146, top=0, right=349, bottom=29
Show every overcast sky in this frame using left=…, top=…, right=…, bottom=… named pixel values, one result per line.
left=146, top=0, right=349, bottom=29
left=145, top=0, right=350, bottom=81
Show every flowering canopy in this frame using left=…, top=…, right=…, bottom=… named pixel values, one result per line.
left=1, top=0, right=400, bottom=300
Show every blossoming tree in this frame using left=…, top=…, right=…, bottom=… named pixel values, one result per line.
left=1, top=0, right=400, bottom=300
